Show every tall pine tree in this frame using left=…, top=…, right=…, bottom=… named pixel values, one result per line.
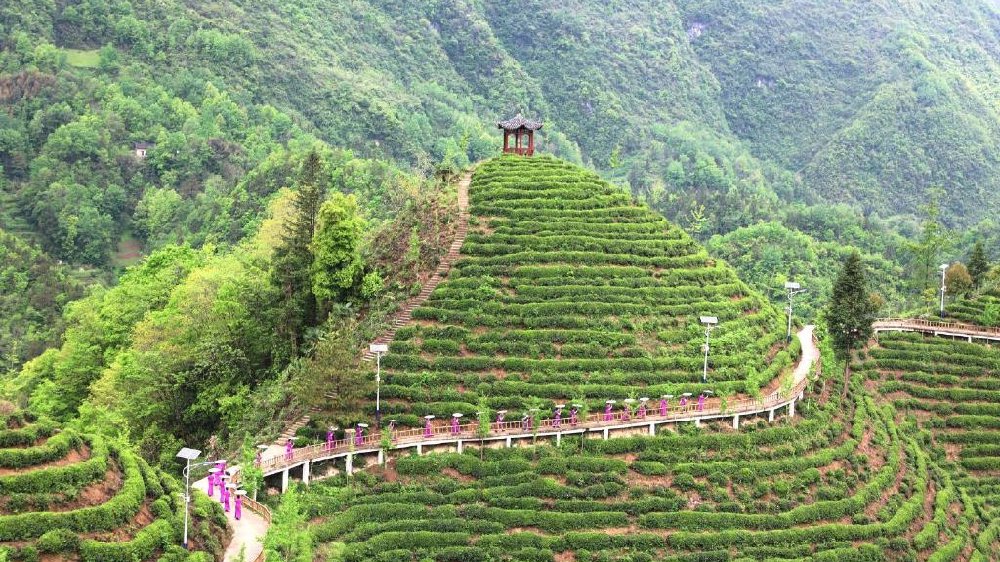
left=968, top=241, right=990, bottom=288
left=827, top=251, right=879, bottom=358
left=272, top=150, right=326, bottom=356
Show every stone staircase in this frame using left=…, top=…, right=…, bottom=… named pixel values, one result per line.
left=359, top=198, right=470, bottom=364
left=276, top=170, right=472, bottom=441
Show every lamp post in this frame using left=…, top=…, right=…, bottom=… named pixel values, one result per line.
left=176, top=447, right=207, bottom=549
left=700, top=316, right=718, bottom=384
left=939, top=263, right=948, bottom=317
left=370, top=343, right=388, bottom=426
left=784, top=281, right=807, bottom=342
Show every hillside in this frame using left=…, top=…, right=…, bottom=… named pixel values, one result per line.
left=865, top=332, right=1000, bottom=556
left=299, top=334, right=945, bottom=560
left=0, top=404, right=227, bottom=561
left=273, top=159, right=998, bottom=560
left=330, top=156, right=796, bottom=428
left=3, top=0, right=1000, bottom=363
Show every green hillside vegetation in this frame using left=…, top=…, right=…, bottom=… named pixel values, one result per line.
left=6, top=148, right=460, bottom=465
left=280, top=340, right=987, bottom=561
left=675, top=0, right=1000, bottom=225
left=865, top=332, right=1000, bottom=558
left=3, top=0, right=999, bottom=365
left=0, top=404, right=226, bottom=561
left=705, top=222, right=904, bottom=319
left=0, top=229, right=84, bottom=375
left=354, top=156, right=795, bottom=428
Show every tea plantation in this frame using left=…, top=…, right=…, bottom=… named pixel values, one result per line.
left=377, top=156, right=795, bottom=427
left=867, top=332, right=1000, bottom=558
left=303, top=344, right=973, bottom=561
left=0, top=406, right=227, bottom=561
left=272, top=157, right=998, bottom=560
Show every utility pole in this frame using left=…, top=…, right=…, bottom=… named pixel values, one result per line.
left=370, top=343, right=388, bottom=426
left=700, top=316, right=718, bottom=384
left=784, top=281, right=807, bottom=342
left=939, top=263, right=948, bottom=317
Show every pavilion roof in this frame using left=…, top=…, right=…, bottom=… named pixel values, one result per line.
left=497, top=113, right=543, bottom=130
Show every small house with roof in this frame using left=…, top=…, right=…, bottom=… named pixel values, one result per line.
left=497, top=114, right=542, bottom=156
left=133, top=142, right=154, bottom=159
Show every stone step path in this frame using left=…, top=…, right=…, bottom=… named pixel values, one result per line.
left=280, top=170, right=472, bottom=425
left=359, top=174, right=470, bottom=363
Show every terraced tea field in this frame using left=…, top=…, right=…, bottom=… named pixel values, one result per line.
left=374, top=156, right=796, bottom=428
left=271, top=157, right=994, bottom=561
left=866, top=332, right=1000, bottom=558
left=947, top=295, right=1000, bottom=327
left=303, top=346, right=980, bottom=560
left=0, top=407, right=226, bottom=561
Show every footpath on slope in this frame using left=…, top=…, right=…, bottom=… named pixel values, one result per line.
left=187, top=475, right=268, bottom=562
left=193, top=172, right=471, bottom=562
left=268, top=170, right=472, bottom=454
left=794, top=325, right=818, bottom=384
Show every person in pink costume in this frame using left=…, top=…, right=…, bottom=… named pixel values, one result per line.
left=604, top=402, right=613, bottom=421
left=234, top=493, right=242, bottom=521
left=285, top=439, right=293, bottom=461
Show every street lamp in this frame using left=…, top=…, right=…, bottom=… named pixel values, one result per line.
left=784, top=281, right=807, bottom=342
left=939, top=263, right=948, bottom=317
left=370, top=343, right=389, bottom=426
left=700, top=316, right=718, bottom=384
left=176, top=447, right=202, bottom=549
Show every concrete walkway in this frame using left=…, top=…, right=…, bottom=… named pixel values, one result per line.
left=794, top=325, right=818, bottom=384
left=192, top=476, right=267, bottom=562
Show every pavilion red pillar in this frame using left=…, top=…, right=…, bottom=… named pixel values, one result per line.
left=503, top=132, right=509, bottom=153
left=515, top=129, right=522, bottom=154
left=527, top=130, right=535, bottom=156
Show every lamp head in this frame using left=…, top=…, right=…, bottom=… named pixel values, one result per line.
left=176, top=447, right=201, bottom=461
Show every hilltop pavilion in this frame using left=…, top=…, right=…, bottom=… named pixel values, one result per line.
left=498, top=114, right=542, bottom=156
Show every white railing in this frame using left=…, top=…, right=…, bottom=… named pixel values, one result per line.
left=874, top=318, right=1000, bottom=337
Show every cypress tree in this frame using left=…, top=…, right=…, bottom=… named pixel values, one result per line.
left=827, top=251, right=879, bottom=358
left=968, top=241, right=990, bottom=288
left=272, top=149, right=326, bottom=355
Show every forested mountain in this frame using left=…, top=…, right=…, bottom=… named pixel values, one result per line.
left=3, top=0, right=1000, bottom=452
